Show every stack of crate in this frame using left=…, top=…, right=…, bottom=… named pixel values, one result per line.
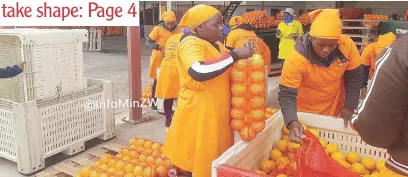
left=0, top=28, right=115, bottom=175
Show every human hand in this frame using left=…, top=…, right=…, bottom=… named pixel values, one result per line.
left=233, top=47, right=255, bottom=60
left=18, top=62, right=26, bottom=70
left=288, top=121, right=306, bottom=143
left=336, top=107, right=355, bottom=128
left=360, top=88, right=367, bottom=100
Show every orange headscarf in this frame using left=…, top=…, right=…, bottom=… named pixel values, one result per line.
left=309, top=9, right=342, bottom=39
left=229, top=16, right=244, bottom=29
left=178, top=4, right=220, bottom=31
left=161, top=11, right=176, bottom=22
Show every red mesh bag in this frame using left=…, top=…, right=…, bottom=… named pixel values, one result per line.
left=270, top=131, right=360, bottom=177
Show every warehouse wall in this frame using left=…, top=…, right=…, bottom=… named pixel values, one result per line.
left=343, top=1, right=408, bottom=15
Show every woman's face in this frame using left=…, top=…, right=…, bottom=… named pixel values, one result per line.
left=165, top=21, right=177, bottom=30
left=310, top=37, right=338, bottom=58
left=196, top=13, right=224, bottom=42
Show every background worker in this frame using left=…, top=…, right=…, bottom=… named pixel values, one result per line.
left=351, top=34, right=408, bottom=177
left=277, top=8, right=304, bottom=65
left=155, top=28, right=188, bottom=128
left=278, top=9, right=363, bottom=143
left=226, top=16, right=257, bottom=49
left=163, top=5, right=254, bottom=177
left=360, top=32, right=396, bottom=99
left=145, top=11, right=178, bottom=110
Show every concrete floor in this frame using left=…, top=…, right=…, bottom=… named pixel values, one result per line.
left=0, top=36, right=281, bottom=177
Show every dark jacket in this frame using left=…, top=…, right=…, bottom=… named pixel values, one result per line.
left=352, top=34, right=408, bottom=176
left=279, top=33, right=363, bottom=125
left=0, top=65, right=23, bottom=78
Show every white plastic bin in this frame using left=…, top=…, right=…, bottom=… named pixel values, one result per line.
left=0, top=28, right=88, bottom=102
left=0, top=78, right=114, bottom=174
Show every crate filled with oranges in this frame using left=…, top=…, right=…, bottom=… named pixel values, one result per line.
left=77, top=138, right=177, bottom=177
left=212, top=112, right=388, bottom=177
left=241, top=11, right=282, bottom=29
left=230, top=54, right=267, bottom=142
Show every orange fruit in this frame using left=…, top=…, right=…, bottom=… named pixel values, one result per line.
left=107, top=167, right=116, bottom=173
left=115, top=160, right=126, bottom=170
left=233, top=60, right=247, bottom=70
left=93, top=161, right=102, bottom=168
left=270, top=149, right=283, bottom=161
left=276, top=156, right=290, bottom=167
left=99, top=164, right=108, bottom=171
left=156, top=166, right=168, bottom=177
left=231, top=83, right=247, bottom=96
left=231, top=119, right=246, bottom=131
left=351, top=163, right=366, bottom=175
left=248, top=83, right=264, bottom=96
left=100, top=154, right=111, bottom=164
left=231, top=68, right=246, bottom=83
left=144, top=148, right=153, bottom=155
left=346, top=152, right=361, bottom=164
left=133, top=165, right=144, bottom=176
left=287, top=152, right=296, bottom=161
left=281, top=135, right=288, bottom=141
left=107, top=159, right=116, bottom=167
left=124, top=163, right=135, bottom=174
left=151, top=151, right=161, bottom=158
left=115, top=170, right=126, bottom=176
left=287, top=141, right=301, bottom=152
left=130, top=159, right=139, bottom=165
left=139, top=154, right=147, bottom=162
left=122, top=148, right=131, bottom=157
left=231, top=97, right=247, bottom=109
left=249, top=109, right=265, bottom=121
left=140, top=161, right=148, bottom=168
left=89, top=170, right=100, bottom=177
left=130, top=144, right=138, bottom=150
left=99, top=172, right=109, bottom=177
left=137, top=139, right=146, bottom=146
left=250, top=121, right=265, bottom=133
left=155, top=158, right=164, bottom=167
left=249, top=96, right=265, bottom=109
left=259, top=160, right=277, bottom=174
left=146, top=156, right=156, bottom=165
left=231, top=108, right=246, bottom=119
left=163, top=160, right=173, bottom=169
left=79, top=166, right=92, bottom=177
left=124, top=173, right=135, bottom=177
left=250, top=54, right=264, bottom=70
left=276, top=140, right=288, bottom=152
left=123, top=156, right=132, bottom=162
left=239, top=126, right=256, bottom=141
left=130, top=151, right=139, bottom=158
left=143, top=167, right=157, bottom=177
left=331, top=152, right=346, bottom=162
left=130, top=138, right=139, bottom=145
left=151, top=143, right=162, bottom=151
left=282, top=126, right=289, bottom=135
left=249, top=71, right=265, bottom=83
left=144, top=141, right=153, bottom=149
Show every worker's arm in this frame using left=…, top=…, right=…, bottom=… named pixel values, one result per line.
left=276, top=23, right=283, bottom=39
left=278, top=57, right=303, bottom=125
left=344, top=43, right=363, bottom=109
left=0, top=65, right=23, bottom=78
left=352, top=47, right=408, bottom=148
left=145, top=26, right=162, bottom=50
left=178, top=38, right=240, bottom=82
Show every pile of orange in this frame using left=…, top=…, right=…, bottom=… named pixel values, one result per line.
left=241, top=11, right=282, bottom=29
left=364, top=14, right=389, bottom=20
left=339, top=8, right=364, bottom=19
left=77, top=138, right=177, bottom=177
left=141, top=85, right=153, bottom=104
left=275, top=13, right=284, bottom=20
left=252, top=123, right=387, bottom=177
left=297, top=13, right=312, bottom=26
left=230, top=54, right=266, bottom=142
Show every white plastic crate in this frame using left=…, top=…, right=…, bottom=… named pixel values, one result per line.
left=0, top=78, right=114, bottom=174
left=212, top=111, right=389, bottom=177
left=0, top=28, right=88, bottom=102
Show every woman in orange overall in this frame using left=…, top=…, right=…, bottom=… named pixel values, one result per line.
left=278, top=9, right=363, bottom=143
left=156, top=27, right=189, bottom=127
left=145, top=11, right=177, bottom=109
left=360, top=32, right=396, bottom=99
left=163, top=5, right=254, bottom=177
